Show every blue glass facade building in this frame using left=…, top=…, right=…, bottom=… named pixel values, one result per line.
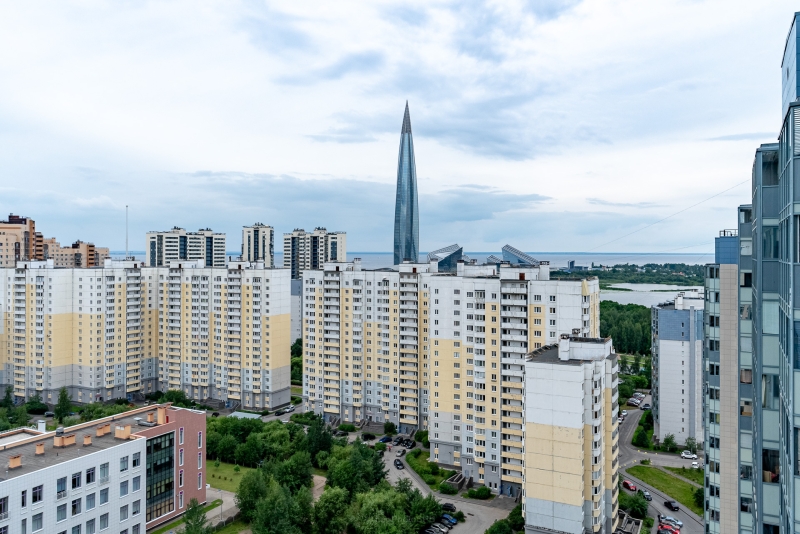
left=393, top=102, right=420, bottom=265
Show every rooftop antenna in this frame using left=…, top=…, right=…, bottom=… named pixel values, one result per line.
left=125, top=205, right=129, bottom=260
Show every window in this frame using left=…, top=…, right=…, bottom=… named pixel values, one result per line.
left=57, top=503, right=67, bottom=521
left=132, top=476, right=140, bottom=492
left=198, top=431, right=203, bottom=448
left=100, top=488, right=109, bottom=505
left=21, top=519, right=26, bottom=534
left=120, top=481, right=128, bottom=497
left=179, top=492, right=184, bottom=509
left=120, top=456, right=128, bottom=472
left=179, top=470, right=184, bottom=487
left=72, top=526, right=81, bottom=534
left=86, top=467, right=95, bottom=484
left=198, top=453, right=202, bottom=469
left=72, top=472, right=82, bottom=489
left=179, top=428, right=184, bottom=445
left=100, top=513, right=108, bottom=530
left=86, top=493, right=95, bottom=510
left=32, top=485, right=42, bottom=504
left=132, top=526, right=139, bottom=534
left=21, top=489, right=26, bottom=507
left=132, top=500, right=140, bottom=516
left=33, top=513, right=43, bottom=532
left=86, top=519, right=95, bottom=534
left=179, top=449, right=184, bottom=466
left=57, top=476, right=67, bottom=496
left=198, top=473, right=203, bottom=489
left=100, top=462, right=109, bottom=482
left=120, top=505, right=128, bottom=521
left=72, top=497, right=82, bottom=515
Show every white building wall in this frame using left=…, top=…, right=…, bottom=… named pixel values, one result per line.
left=656, top=338, right=704, bottom=444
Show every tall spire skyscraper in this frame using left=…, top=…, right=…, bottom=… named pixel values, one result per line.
left=393, top=102, right=419, bottom=265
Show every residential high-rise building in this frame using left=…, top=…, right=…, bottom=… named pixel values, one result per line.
left=242, top=223, right=274, bottom=266
left=146, top=228, right=226, bottom=268
left=283, top=227, right=346, bottom=279
left=302, top=254, right=601, bottom=498
left=0, top=403, right=206, bottom=532
left=651, top=290, right=704, bottom=447
left=0, top=213, right=41, bottom=265
left=703, top=227, right=744, bottom=533
left=0, top=260, right=292, bottom=410
left=393, top=102, right=419, bottom=266
left=523, top=336, right=619, bottom=534
left=42, top=238, right=110, bottom=267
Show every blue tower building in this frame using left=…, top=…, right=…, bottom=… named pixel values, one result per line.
left=393, top=102, right=419, bottom=265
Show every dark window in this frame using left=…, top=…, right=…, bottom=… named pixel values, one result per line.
left=146, top=432, right=175, bottom=521
left=72, top=472, right=81, bottom=489
left=32, top=485, right=42, bottom=503
left=763, top=449, right=780, bottom=483
left=86, top=467, right=95, bottom=484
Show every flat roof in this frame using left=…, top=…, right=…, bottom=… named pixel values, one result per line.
left=228, top=411, right=262, bottom=420
left=0, top=405, right=181, bottom=481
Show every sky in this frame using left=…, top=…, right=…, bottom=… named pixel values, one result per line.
left=0, top=1, right=794, bottom=254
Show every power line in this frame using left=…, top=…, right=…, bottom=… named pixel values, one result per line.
left=588, top=179, right=749, bottom=251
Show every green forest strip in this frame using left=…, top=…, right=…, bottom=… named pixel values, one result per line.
left=626, top=466, right=703, bottom=516
left=549, top=263, right=704, bottom=286
left=599, top=301, right=651, bottom=355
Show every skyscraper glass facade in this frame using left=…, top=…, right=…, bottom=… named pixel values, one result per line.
left=393, top=102, right=419, bottom=265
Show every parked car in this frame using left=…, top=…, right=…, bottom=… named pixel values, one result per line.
left=424, top=529, right=439, bottom=534
left=641, top=403, right=651, bottom=410
left=618, top=417, right=624, bottom=424
left=663, top=500, right=680, bottom=512
left=212, top=412, right=220, bottom=417
left=393, top=436, right=404, bottom=445
left=680, top=450, right=698, bottom=459
left=622, top=480, right=637, bottom=491
left=627, top=399, right=640, bottom=406
left=691, top=461, right=699, bottom=469
left=432, top=522, right=450, bottom=533
left=657, top=526, right=680, bottom=534
left=44, top=411, right=54, bottom=417
left=634, top=392, right=645, bottom=399
left=394, top=459, right=404, bottom=469
left=620, top=410, right=628, bottom=417
left=442, top=503, right=457, bottom=513
left=379, top=436, right=392, bottom=443
left=396, top=449, right=406, bottom=457
left=334, top=430, right=347, bottom=437
left=442, top=514, right=458, bottom=525
left=658, top=516, right=683, bottom=528
left=638, top=489, right=652, bottom=501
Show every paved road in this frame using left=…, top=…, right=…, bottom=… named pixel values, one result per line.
left=385, top=454, right=511, bottom=533
left=618, top=393, right=705, bottom=533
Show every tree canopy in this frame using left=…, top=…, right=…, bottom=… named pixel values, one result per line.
left=600, top=301, right=651, bottom=355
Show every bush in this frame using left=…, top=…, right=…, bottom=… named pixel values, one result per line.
left=374, top=442, right=387, bottom=452
left=291, top=396, right=302, bottom=405
left=214, top=459, right=220, bottom=468
left=384, top=421, right=397, bottom=435
left=234, top=465, right=240, bottom=473
left=507, top=504, right=524, bottom=531
left=633, top=428, right=651, bottom=448
left=693, top=486, right=704, bottom=508
left=466, top=486, right=492, bottom=499
left=640, top=459, right=651, bottom=465
left=423, top=474, right=436, bottom=485
left=416, top=430, right=429, bottom=448
left=453, top=511, right=466, bottom=522
left=439, top=482, right=458, bottom=494
left=486, top=520, right=512, bottom=534
left=362, top=432, right=376, bottom=441
left=338, top=423, right=356, bottom=433
left=429, top=463, right=440, bottom=476
left=644, top=517, right=654, bottom=529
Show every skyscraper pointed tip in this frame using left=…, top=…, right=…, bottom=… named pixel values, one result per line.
left=401, top=101, right=412, bottom=134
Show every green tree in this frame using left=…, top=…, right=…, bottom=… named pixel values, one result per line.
left=685, top=437, right=698, bottom=454
left=275, top=451, right=313, bottom=493
left=693, top=486, right=704, bottom=508
left=10, top=405, right=29, bottom=427
left=236, top=470, right=268, bottom=523
left=183, top=498, right=213, bottom=534
left=251, top=478, right=304, bottom=534
left=217, top=434, right=239, bottom=464
left=0, top=386, right=13, bottom=410
left=632, top=428, right=651, bottom=448
left=384, top=421, right=397, bottom=435
left=235, top=434, right=264, bottom=467
left=485, top=520, right=513, bottom=534
left=162, top=389, right=191, bottom=406
left=55, top=387, right=72, bottom=423
left=628, top=493, right=648, bottom=519
left=662, top=433, right=677, bottom=452
left=313, top=486, right=350, bottom=534
left=407, top=491, right=442, bottom=531
left=507, top=504, right=525, bottom=531
left=25, top=392, right=47, bottom=414
left=291, top=339, right=303, bottom=383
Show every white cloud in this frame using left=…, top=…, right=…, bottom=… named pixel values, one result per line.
left=0, top=0, right=791, bottom=253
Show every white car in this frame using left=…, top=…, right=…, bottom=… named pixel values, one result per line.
left=691, top=461, right=699, bottom=469
left=681, top=451, right=698, bottom=459
left=620, top=410, right=628, bottom=417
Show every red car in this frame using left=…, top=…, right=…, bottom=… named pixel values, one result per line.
left=658, top=524, right=680, bottom=534
left=622, top=480, right=637, bottom=491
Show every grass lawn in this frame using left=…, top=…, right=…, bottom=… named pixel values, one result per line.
left=291, top=385, right=303, bottom=395
left=214, top=520, right=250, bottom=534
left=150, top=500, right=223, bottom=534
left=627, top=466, right=702, bottom=516
left=207, top=461, right=255, bottom=493
left=665, top=466, right=703, bottom=485
left=405, top=449, right=455, bottom=488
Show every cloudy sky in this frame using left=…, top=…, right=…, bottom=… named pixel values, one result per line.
left=0, top=1, right=793, bottom=255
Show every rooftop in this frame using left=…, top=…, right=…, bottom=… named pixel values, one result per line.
left=527, top=336, right=615, bottom=365
left=0, top=404, right=193, bottom=481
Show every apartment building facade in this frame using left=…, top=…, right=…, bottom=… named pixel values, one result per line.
left=703, top=227, right=745, bottom=534
left=523, top=336, right=619, bottom=534
left=242, top=223, right=274, bottom=267
left=43, top=238, right=110, bottom=268
left=146, top=228, right=226, bottom=268
left=284, top=228, right=346, bottom=279
left=301, top=258, right=600, bottom=497
left=0, top=214, right=41, bottom=266
left=0, top=404, right=205, bottom=534
left=651, top=291, right=704, bottom=446
left=0, top=260, right=292, bottom=410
